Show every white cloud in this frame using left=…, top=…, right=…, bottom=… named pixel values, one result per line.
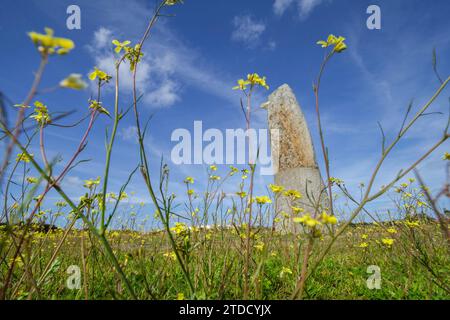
left=273, top=0, right=326, bottom=19
left=146, top=79, right=180, bottom=106
left=93, top=27, right=113, bottom=48
left=120, top=125, right=138, bottom=142
left=298, top=0, right=324, bottom=19
left=267, top=41, right=277, bottom=51
left=273, top=0, right=294, bottom=16
left=88, top=28, right=176, bottom=108
left=231, top=15, right=266, bottom=48
left=87, top=22, right=242, bottom=109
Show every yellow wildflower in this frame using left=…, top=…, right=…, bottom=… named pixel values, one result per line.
left=293, top=214, right=321, bottom=228
left=28, top=27, right=74, bottom=55
left=233, top=73, right=269, bottom=91
left=236, top=191, right=247, bottom=199
left=320, top=211, right=338, bottom=225
left=166, top=0, right=184, bottom=6
left=31, top=101, right=51, bottom=125
left=83, top=177, right=100, bottom=189
left=16, top=152, right=33, bottom=163
left=291, top=206, right=304, bottom=214
left=163, top=251, right=177, bottom=261
left=381, top=238, right=395, bottom=247
left=387, top=228, right=397, bottom=234
left=89, top=100, right=110, bottom=116
left=359, top=242, right=369, bottom=248
left=89, top=67, right=112, bottom=82
left=269, top=184, right=284, bottom=193
left=176, top=293, right=185, bottom=300
left=279, top=267, right=293, bottom=278
left=171, top=222, right=188, bottom=235
left=229, top=166, right=239, bottom=175
left=283, top=189, right=302, bottom=200
left=255, top=196, right=272, bottom=205
left=60, top=74, right=87, bottom=90
left=254, top=242, right=264, bottom=252
left=112, top=39, right=131, bottom=53
left=317, top=34, right=347, bottom=53
left=26, top=177, right=38, bottom=184
left=184, top=176, right=194, bottom=184
left=233, top=79, right=250, bottom=91
left=405, top=220, right=420, bottom=228
left=329, top=177, right=344, bottom=185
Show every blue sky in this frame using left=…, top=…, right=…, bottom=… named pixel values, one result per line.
left=1, top=0, right=449, bottom=227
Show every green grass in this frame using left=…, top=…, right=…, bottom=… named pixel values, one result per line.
left=1, top=220, right=448, bottom=300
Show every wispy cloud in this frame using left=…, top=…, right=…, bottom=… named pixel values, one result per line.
left=273, top=0, right=327, bottom=19
left=87, top=20, right=242, bottom=109
left=273, top=0, right=295, bottom=16
left=231, top=15, right=266, bottom=48
left=87, top=27, right=177, bottom=108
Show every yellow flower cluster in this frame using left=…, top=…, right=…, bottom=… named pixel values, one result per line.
left=171, top=222, right=188, bottom=235
left=28, top=27, right=74, bottom=55
left=16, top=152, right=33, bottom=163
left=89, top=67, right=112, bottom=83
left=283, top=189, right=302, bottom=200
left=236, top=191, right=247, bottom=199
left=320, top=211, right=338, bottom=225
left=387, top=227, right=397, bottom=234
left=291, top=206, right=304, bottom=214
left=163, top=251, right=177, bottom=261
left=293, top=214, right=321, bottom=228
left=111, top=40, right=144, bottom=71
left=329, top=177, right=344, bottom=185
left=317, top=34, right=347, bottom=53
left=89, top=100, right=110, bottom=116
left=229, top=166, right=239, bottom=175
left=293, top=211, right=337, bottom=228
left=404, top=220, right=420, bottom=228
left=269, top=184, right=284, bottom=193
left=112, top=40, right=131, bottom=53
left=233, top=73, right=269, bottom=91
left=255, top=196, right=272, bottom=205
left=254, top=241, right=265, bottom=252
left=60, top=74, right=87, bottom=90
left=31, top=101, right=51, bottom=125
left=84, top=177, right=100, bottom=189
left=165, top=0, right=184, bottom=6
left=184, top=176, right=194, bottom=184
left=381, top=238, right=395, bottom=247
left=26, top=176, right=38, bottom=184
left=443, top=152, right=450, bottom=160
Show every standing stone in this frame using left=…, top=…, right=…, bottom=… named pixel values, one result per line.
left=261, top=84, right=327, bottom=232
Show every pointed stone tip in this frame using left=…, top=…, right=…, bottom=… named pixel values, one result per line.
left=270, top=83, right=295, bottom=100
left=277, top=83, right=292, bottom=91
left=260, top=83, right=296, bottom=110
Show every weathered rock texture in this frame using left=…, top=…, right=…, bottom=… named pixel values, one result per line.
left=262, top=84, right=327, bottom=232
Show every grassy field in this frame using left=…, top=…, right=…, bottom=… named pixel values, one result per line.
left=1, top=216, right=449, bottom=300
